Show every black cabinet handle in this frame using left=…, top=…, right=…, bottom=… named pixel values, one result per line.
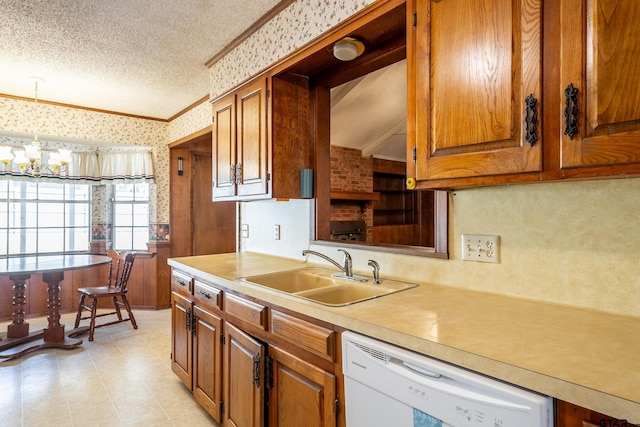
left=524, top=94, right=539, bottom=146
left=564, top=83, right=578, bottom=140
left=198, top=290, right=211, bottom=299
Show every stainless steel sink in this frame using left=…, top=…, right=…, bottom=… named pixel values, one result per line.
left=238, top=267, right=418, bottom=306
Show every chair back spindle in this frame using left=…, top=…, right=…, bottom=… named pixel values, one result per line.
left=73, top=249, right=138, bottom=341
left=106, top=250, right=135, bottom=292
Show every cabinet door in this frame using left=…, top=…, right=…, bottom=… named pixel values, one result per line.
left=171, top=292, right=193, bottom=389
left=559, top=0, right=640, bottom=169
left=236, top=78, right=269, bottom=198
left=555, top=400, right=616, bottom=427
left=409, top=0, right=542, bottom=181
left=223, top=322, right=265, bottom=427
left=268, top=345, right=336, bottom=427
left=193, top=305, right=223, bottom=424
left=212, top=92, right=237, bottom=199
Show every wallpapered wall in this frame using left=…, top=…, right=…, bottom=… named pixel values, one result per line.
left=0, top=96, right=171, bottom=241
left=208, top=0, right=375, bottom=100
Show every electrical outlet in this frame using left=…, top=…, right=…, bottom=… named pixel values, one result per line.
left=241, top=224, right=249, bottom=238
left=461, top=234, right=500, bottom=263
left=274, top=224, right=280, bottom=240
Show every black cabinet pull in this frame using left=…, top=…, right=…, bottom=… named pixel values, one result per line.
left=524, top=94, right=539, bottom=146
left=198, top=290, right=211, bottom=299
left=564, top=83, right=578, bottom=140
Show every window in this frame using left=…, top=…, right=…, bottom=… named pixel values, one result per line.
left=0, top=180, right=91, bottom=256
left=112, top=183, right=149, bottom=251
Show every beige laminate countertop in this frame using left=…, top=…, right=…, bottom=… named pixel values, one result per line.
left=168, top=252, right=640, bottom=423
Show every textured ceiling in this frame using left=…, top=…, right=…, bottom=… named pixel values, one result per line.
left=0, top=0, right=282, bottom=119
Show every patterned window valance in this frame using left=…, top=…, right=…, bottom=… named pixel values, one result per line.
left=0, top=138, right=154, bottom=184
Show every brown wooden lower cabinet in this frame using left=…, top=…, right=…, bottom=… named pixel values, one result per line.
left=193, top=305, right=223, bottom=421
left=555, top=400, right=631, bottom=427
left=268, top=345, right=336, bottom=427
left=170, top=268, right=340, bottom=427
left=224, top=322, right=265, bottom=427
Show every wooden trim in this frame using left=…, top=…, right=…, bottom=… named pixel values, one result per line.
left=204, top=0, right=297, bottom=67
left=167, top=94, right=210, bottom=122
left=169, top=127, right=212, bottom=148
left=269, top=0, right=406, bottom=76
left=0, top=92, right=168, bottom=122
left=434, top=190, right=449, bottom=256
left=330, top=191, right=380, bottom=201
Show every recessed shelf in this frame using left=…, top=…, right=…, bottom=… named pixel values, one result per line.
left=330, top=191, right=380, bottom=201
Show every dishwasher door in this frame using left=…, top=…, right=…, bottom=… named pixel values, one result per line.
left=342, top=331, right=553, bottom=427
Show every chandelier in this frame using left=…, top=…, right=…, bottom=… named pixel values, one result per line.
left=0, top=80, right=72, bottom=177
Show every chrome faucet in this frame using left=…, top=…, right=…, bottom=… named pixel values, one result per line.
left=368, top=259, right=380, bottom=284
left=339, top=249, right=353, bottom=277
left=302, top=249, right=363, bottom=281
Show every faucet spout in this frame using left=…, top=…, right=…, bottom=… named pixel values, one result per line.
left=338, top=249, right=352, bottom=277
left=302, top=249, right=367, bottom=282
left=302, top=250, right=346, bottom=273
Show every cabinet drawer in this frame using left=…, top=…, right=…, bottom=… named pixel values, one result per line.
left=224, top=293, right=268, bottom=331
left=171, top=270, right=193, bottom=297
left=270, top=310, right=336, bottom=362
left=194, top=280, right=222, bottom=312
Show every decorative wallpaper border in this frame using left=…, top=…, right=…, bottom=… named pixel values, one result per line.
left=208, top=0, right=374, bottom=100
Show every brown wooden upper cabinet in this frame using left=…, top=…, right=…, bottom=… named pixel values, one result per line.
left=211, top=74, right=311, bottom=202
left=212, top=78, right=269, bottom=200
left=559, top=0, right=640, bottom=169
left=407, top=0, right=543, bottom=183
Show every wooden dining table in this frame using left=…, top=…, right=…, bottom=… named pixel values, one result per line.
left=0, top=254, right=112, bottom=360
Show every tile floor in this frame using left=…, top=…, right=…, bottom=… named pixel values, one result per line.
left=0, top=309, right=219, bottom=427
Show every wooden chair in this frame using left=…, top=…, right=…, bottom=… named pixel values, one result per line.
left=73, top=250, right=138, bottom=341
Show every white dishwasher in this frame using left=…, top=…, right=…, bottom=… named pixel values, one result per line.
left=342, top=331, right=553, bottom=427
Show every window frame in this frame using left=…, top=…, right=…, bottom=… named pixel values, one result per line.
left=0, top=180, right=92, bottom=256
left=111, top=182, right=150, bottom=251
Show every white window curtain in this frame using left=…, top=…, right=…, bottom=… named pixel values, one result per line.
left=98, top=150, right=154, bottom=183
left=67, top=151, right=102, bottom=183
left=0, top=142, right=154, bottom=184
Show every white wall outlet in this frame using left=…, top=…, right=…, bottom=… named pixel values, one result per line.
left=241, top=224, right=249, bottom=238
left=461, top=234, right=500, bottom=263
left=274, top=224, right=280, bottom=240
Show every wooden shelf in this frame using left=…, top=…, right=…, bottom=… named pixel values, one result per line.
left=330, top=191, right=380, bottom=201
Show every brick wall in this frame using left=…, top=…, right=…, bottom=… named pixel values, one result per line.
left=330, top=146, right=373, bottom=192
left=330, top=145, right=374, bottom=241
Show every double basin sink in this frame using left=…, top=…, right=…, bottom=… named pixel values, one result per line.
left=239, top=267, right=418, bottom=306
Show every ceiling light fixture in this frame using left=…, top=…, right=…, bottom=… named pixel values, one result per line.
left=0, top=79, right=72, bottom=177
left=333, top=37, right=365, bottom=61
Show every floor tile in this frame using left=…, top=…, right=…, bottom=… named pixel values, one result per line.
left=0, top=309, right=220, bottom=427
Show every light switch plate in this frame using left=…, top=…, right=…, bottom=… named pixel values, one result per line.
left=241, top=224, right=249, bottom=238
left=461, top=234, right=500, bottom=263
